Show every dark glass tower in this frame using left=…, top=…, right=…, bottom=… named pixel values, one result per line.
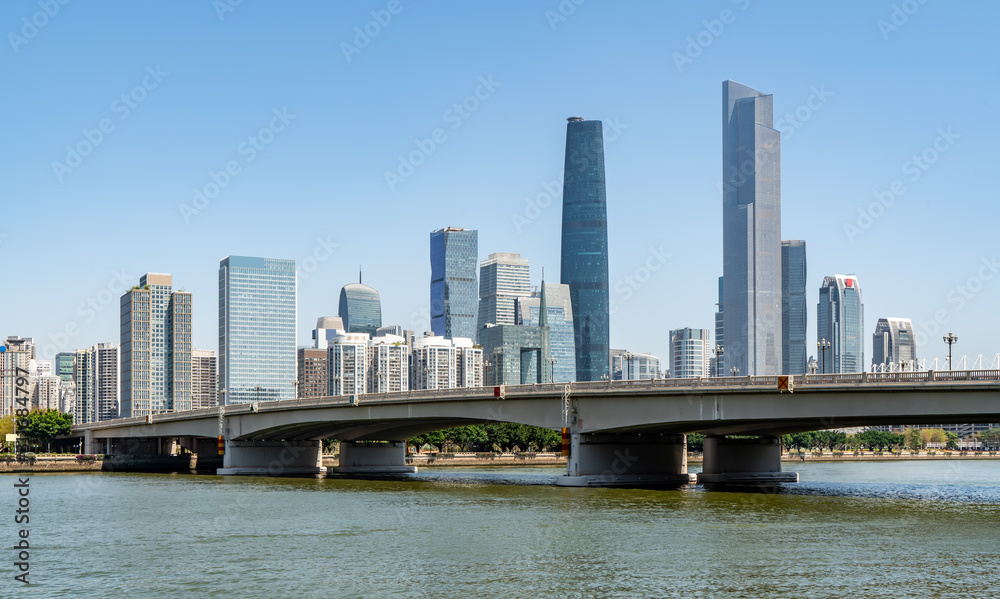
left=781, top=240, right=807, bottom=374
left=560, top=117, right=610, bottom=382
left=722, top=80, right=782, bottom=376
left=430, top=227, right=478, bottom=340
left=339, top=281, right=382, bottom=337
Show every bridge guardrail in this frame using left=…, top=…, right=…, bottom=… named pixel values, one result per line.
left=73, top=369, right=1000, bottom=431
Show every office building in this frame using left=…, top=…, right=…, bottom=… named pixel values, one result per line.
left=55, top=352, right=75, bottom=382
left=818, top=275, right=864, bottom=373
left=560, top=117, right=610, bottom=382
left=722, top=80, right=782, bottom=376
left=611, top=350, right=662, bottom=380
left=872, top=317, right=918, bottom=370
left=376, top=324, right=404, bottom=337
left=219, top=256, right=297, bottom=405
left=670, top=328, right=711, bottom=378
left=782, top=240, right=807, bottom=375
left=714, top=276, right=724, bottom=372
left=411, top=335, right=458, bottom=390
left=191, top=349, right=218, bottom=409
left=328, top=332, right=368, bottom=396
left=73, top=343, right=119, bottom=424
left=296, top=347, right=328, bottom=398
left=477, top=252, right=531, bottom=338
left=120, top=273, right=192, bottom=417
left=369, top=335, right=410, bottom=393
left=516, top=283, right=577, bottom=383
left=339, top=278, right=382, bottom=336
left=312, top=316, right=345, bottom=350
left=430, top=227, right=478, bottom=340
left=479, top=325, right=543, bottom=386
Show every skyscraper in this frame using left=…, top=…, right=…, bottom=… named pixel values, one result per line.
left=219, top=256, right=297, bottom=405
left=560, top=117, right=610, bottom=382
left=818, top=275, right=864, bottom=373
left=339, top=274, right=382, bottom=336
left=670, top=328, right=711, bottom=378
left=430, top=227, right=478, bottom=340
left=722, top=80, right=782, bottom=376
left=515, top=283, right=577, bottom=383
left=54, top=352, right=75, bottom=382
left=714, top=276, right=724, bottom=363
left=872, top=317, right=918, bottom=370
left=120, top=273, right=192, bottom=417
left=73, top=343, right=119, bottom=424
left=191, top=349, right=218, bottom=409
left=477, top=252, right=531, bottom=337
left=2, top=338, right=33, bottom=416
left=781, top=240, right=807, bottom=375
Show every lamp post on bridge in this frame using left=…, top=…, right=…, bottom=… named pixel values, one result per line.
left=713, top=344, right=724, bottom=377
left=817, top=339, right=831, bottom=374
left=548, top=354, right=557, bottom=384
left=730, top=367, right=740, bottom=377
left=943, top=332, right=958, bottom=371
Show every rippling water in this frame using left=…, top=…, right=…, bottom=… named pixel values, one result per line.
left=3, top=461, right=999, bottom=598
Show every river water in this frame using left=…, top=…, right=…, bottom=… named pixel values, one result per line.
left=2, top=461, right=998, bottom=598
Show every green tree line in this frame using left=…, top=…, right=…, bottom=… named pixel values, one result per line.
left=410, top=424, right=561, bottom=453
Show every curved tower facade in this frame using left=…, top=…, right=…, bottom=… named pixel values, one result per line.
left=339, top=283, right=382, bottom=337
left=560, top=117, right=610, bottom=382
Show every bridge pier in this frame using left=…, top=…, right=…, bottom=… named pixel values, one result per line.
left=555, top=433, right=695, bottom=487
left=330, top=441, right=417, bottom=474
left=216, top=440, right=324, bottom=476
left=697, top=435, right=798, bottom=484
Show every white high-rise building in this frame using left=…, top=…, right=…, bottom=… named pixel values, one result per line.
left=368, top=335, right=409, bottom=393
left=313, top=316, right=345, bottom=350
left=476, top=252, right=531, bottom=339
left=454, top=337, right=483, bottom=388
left=616, top=352, right=662, bottom=380
left=192, top=349, right=218, bottom=409
left=32, top=375, right=61, bottom=411
left=411, top=336, right=458, bottom=390
left=2, top=337, right=34, bottom=416
left=73, top=344, right=119, bottom=424
left=328, top=332, right=368, bottom=396
left=670, top=328, right=711, bottom=378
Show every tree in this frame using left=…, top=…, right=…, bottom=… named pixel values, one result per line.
left=688, top=433, right=706, bottom=452
left=977, top=428, right=1000, bottom=450
left=21, top=409, right=73, bottom=451
left=905, top=428, right=923, bottom=451
left=945, top=432, right=959, bottom=450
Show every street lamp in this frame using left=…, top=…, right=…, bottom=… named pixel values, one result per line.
left=713, top=344, right=724, bottom=377
left=730, top=366, right=740, bottom=377
left=943, top=332, right=958, bottom=371
left=548, top=354, right=557, bottom=383
left=817, top=338, right=831, bottom=374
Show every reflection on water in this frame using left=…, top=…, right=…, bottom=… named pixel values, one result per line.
left=4, top=461, right=999, bottom=598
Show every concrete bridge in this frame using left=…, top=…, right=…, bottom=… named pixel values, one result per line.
left=71, top=370, right=1000, bottom=486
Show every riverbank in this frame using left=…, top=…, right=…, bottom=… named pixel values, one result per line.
left=0, top=455, right=104, bottom=472
left=687, top=451, right=1000, bottom=463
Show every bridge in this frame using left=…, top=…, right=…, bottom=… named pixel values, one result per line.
left=71, top=370, right=1000, bottom=486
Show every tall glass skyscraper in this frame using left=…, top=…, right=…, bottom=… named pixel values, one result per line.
left=339, top=282, right=382, bottom=336
left=722, top=80, right=782, bottom=376
left=430, top=227, right=478, bottom=340
left=560, top=117, right=610, bottom=382
left=818, top=275, right=864, bottom=373
left=515, top=282, right=577, bottom=383
left=781, top=240, right=807, bottom=375
left=218, top=256, right=297, bottom=404
left=872, top=317, right=917, bottom=370
left=477, top=252, right=530, bottom=337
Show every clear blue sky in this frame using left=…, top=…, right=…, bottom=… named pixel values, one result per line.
left=2, top=0, right=997, bottom=368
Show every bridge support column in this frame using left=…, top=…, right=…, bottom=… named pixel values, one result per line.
left=697, top=435, right=798, bottom=484
left=217, top=440, right=324, bottom=476
left=331, top=441, right=416, bottom=474
left=555, top=433, right=694, bottom=487
left=83, top=430, right=96, bottom=454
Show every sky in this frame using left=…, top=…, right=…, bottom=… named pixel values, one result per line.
left=2, top=0, right=998, bottom=369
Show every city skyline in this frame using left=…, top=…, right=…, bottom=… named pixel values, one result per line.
left=3, top=2, right=998, bottom=370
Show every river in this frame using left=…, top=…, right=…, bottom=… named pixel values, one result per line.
left=2, top=461, right=998, bottom=598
